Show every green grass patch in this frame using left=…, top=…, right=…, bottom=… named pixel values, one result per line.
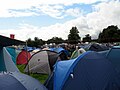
left=17, top=65, right=48, bottom=84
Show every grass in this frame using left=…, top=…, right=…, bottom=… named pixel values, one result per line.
left=17, top=65, right=48, bottom=84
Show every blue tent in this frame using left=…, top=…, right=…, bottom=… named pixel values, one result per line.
left=23, top=46, right=35, bottom=52
left=6, top=47, right=17, bottom=64
left=47, top=51, right=120, bottom=90
left=0, top=47, right=19, bottom=72
left=98, top=50, right=109, bottom=57
left=106, top=46, right=120, bottom=73
left=53, top=47, right=70, bottom=60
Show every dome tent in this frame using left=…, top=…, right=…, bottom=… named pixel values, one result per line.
left=24, top=50, right=61, bottom=74
left=0, top=72, right=47, bottom=90
left=0, top=47, right=19, bottom=72
left=106, top=46, right=120, bottom=72
left=45, top=51, right=120, bottom=90
left=17, top=50, right=31, bottom=65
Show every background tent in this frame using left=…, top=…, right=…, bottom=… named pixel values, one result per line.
left=106, top=46, right=120, bottom=73
left=88, top=43, right=109, bottom=52
left=46, top=51, right=120, bottom=90
left=70, top=48, right=86, bottom=59
left=17, top=50, right=31, bottom=65
left=0, top=72, right=47, bottom=90
left=0, top=47, right=19, bottom=72
left=6, top=47, right=17, bottom=64
left=53, top=47, right=69, bottom=60
left=24, top=50, right=61, bottom=74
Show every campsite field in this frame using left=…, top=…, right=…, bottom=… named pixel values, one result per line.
left=17, top=65, right=48, bottom=84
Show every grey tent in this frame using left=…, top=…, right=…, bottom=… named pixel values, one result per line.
left=0, top=72, right=47, bottom=90
left=24, top=50, right=61, bottom=74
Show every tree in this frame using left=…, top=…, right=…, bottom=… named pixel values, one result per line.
left=98, top=25, right=120, bottom=43
left=82, top=34, right=91, bottom=42
left=34, top=37, right=45, bottom=47
left=68, top=26, right=81, bottom=44
left=26, top=37, right=45, bottom=48
left=26, top=38, right=34, bottom=47
left=47, top=37, right=64, bottom=44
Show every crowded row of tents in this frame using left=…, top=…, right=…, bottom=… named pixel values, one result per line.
left=0, top=35, right=47, bottom=90
left=1, top=35, right=120, bottom=90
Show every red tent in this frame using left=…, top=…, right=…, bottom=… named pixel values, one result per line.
left=17, top=50, right=31, bottom=65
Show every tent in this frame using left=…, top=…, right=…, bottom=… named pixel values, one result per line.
left=0, top=47, right=19, bottom=72
left=53, top=47, right=69, bottom=60
left=0, top=35, right=47, bottom=90
left=24, top=50, right=61, bottom=74
left=5, top=47, right=17, bottom=64
left=88, top=43, right=109, bottom=52
left=0, top=35, right=25, bottom=72
left=17, top=50, right=31, bottom=65
left=106, top=46, right=120, bottom=73
left=0, top=72, right=47, bottom=90
left=70, top=48, right=86, bottom=59
left=45, top=51, right=120, bottom=90
left=6, top=47, right=17, bottom=64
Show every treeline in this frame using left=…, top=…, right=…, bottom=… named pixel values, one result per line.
left=26, top=25, right=120, bottom=47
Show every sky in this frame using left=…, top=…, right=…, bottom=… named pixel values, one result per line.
left=0, top=0, right=120, bottom=41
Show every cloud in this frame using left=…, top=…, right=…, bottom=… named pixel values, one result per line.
left=86, top=0, right=120, bottom=38
left=0, top=0, right=120, bottom=41
left=65, top=8, right=82, bottom=17
left=0, top=0, right=109, bottom=18
left=37, top=4, right=65, bottom=19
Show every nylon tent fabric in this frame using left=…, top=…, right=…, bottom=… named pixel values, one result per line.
left=54, top=59, right=76, bottom=90
left=24, top=50, right=61, bottom=74
left=0, top=72, right=47, bottom=90
left=89, top=43, right=109, bottom=52
left=98, top=50, right=109, bottom=57
left=53, top=47, right=69, bottom=60
left=70, top=48, right=86, bottom=59
left=53, top=51, right=120, bottom=90
left=0, top=74, right=26, bottom=90
left=17, top=50, right=31, bottom=65
left=6, top=47, right=17, bottom=64
left=0, top=47, right=19, bottom=72
left=106, top=46, right=120, bottom=73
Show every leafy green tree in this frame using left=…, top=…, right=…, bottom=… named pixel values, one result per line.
left=26, top=38, right=34, bottom=47
left=68, top=26, right=81, bottom=44
left=26, top=37, right=45, bottom=48
left=34, top=37, right=45, bottom=47
left=82, top=34, right=91, bottom=42
left=47, top=37, right=64, bottom=44
left=98, top=25, right=120, bottom=42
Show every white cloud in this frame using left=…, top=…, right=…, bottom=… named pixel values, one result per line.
left=86, top=0, right=120, bottom=38
left=65, top=8, right=82, bottom=17
left=0, top=17, right=93, bottom=41
left=0, top=0, right=109, bottom=18
left=38, top=4, right=65, bottom=19
left=0, top=0, right=120, bottom=41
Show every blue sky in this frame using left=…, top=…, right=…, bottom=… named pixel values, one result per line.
left=0, top=0, right=120, bottom=41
